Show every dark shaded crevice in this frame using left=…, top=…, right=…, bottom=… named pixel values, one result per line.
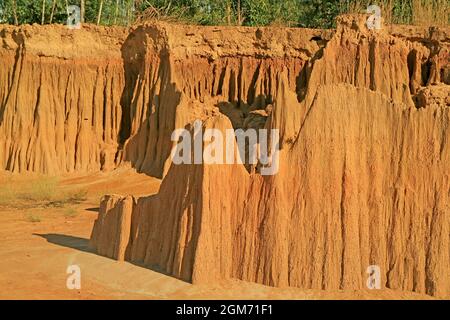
left=102, top=71, right=108, bottom=142
left=369, top=39, right=377, bottom=91
left=339, top=158, right=347, bottom=290
left=0, top=31, right=25, bottom=126
left=216, top=61, right=228, bottom=96
left=407, top=50, right=416, bottom=90
left=117, top=71, right=134, bottom=146
left=421, top=60, right=432, bottom=85
left=118, top=32, right=143, bottom=148
left=296, top=45, right=325, bottom=103
left=247, top=62, right=262, bottom=107
left=228, top=69, right=237, bottom=103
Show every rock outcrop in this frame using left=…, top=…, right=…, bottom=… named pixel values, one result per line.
left=1, top=15, right=449, bottom=298
left=0, top=24, right=128, bottom=173
left=0, top=21, right=330, bottom=176
left=89, top=16, right=450, bottom=298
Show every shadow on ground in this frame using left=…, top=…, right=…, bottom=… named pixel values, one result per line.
left=33, top=233, right=92, bottom=253
left=32, top=233, right=187, bottom=282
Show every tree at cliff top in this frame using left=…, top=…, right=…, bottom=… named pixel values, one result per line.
left=0, top=0, right=448, bottom=27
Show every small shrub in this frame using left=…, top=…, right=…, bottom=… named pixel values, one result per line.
left=26, top=213, right=42, bottom=223
left=63, top=208, right=79, bottom=218
left=66, top=190, right=88, bottom=204
left=18, top=178, right=58, bottom=202
left=0, top=186, right=16, bottom=207
left=0, top=176, right=88, bottom=209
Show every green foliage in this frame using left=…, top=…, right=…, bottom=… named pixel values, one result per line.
left=241, top=0, right=274, bottom=26
left=0, top=0, right=448, bottom=28
left=297, top=0, right=343, bottom=28
left=391, top=0, right=413, bottom=24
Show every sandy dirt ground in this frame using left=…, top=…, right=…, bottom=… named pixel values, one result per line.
left=0, top=168, right=435, bottom=300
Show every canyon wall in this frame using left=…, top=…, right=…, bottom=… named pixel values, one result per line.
left=0, top=15, right=449, bottom=297
left=89, top=16, right=450, bottom=298
left=0, top=25, right=127, bottom=174
left=0, top=21, right=329, bottom=177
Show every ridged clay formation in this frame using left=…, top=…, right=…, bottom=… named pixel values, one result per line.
left=1, top=15, right=449, bottom=297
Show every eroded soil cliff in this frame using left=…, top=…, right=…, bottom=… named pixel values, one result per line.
left=1, top=15, right=449, bottom=298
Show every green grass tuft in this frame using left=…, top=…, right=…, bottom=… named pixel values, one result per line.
left=63, top=208, right=79, bottom=218
left=26, top=213, right=42, bottom=223
left=0, top=177, right=88, bottom=209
